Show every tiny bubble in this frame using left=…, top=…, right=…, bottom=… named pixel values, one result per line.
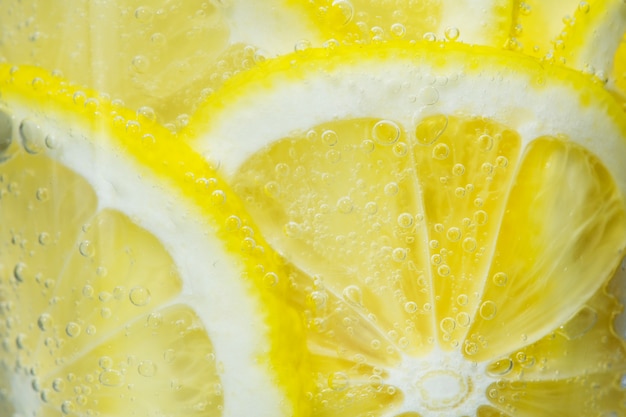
left=129, top=287, right=151, bottom=307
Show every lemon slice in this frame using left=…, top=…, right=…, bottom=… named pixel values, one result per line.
left=188, top=42, right=626, bottom=415
left=297, top=0, right=513, bottom=46
left=0, top=0, right=323, bottom=125
left=0, top=65, right=303, bottom=416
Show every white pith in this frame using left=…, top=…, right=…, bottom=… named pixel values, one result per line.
left=387, top=349, right=492, bottom=416
left=0, top=101, right=286, bottom=417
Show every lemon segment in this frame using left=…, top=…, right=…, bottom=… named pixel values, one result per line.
left=466, top=137, right=626, bottom=361
left=189, top=42, right=626, bottom=415
left=0, top=0, right=323, bottom=125
left=0, top=65, right=303, bottom=416
left=294, top=0, right=513, bottom=46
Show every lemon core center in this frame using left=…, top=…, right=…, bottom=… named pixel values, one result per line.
left=417, top=370, right=468, bottom=410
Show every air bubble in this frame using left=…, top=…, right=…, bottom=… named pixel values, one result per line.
left=393, top=141, right=408, bottom=157
left=37, top=313, right=53, bottom=331
left=365, top=201, right=378, bottom=214
left=79, top=241, right=95, bottom=257
left=15, top=333, right=27, bottom=349
left=284, top=221, right=303, bottom=238
left=73, top=91, right=86, bottom=106
left=138, top=360, right=156, bottom=377
left=462, top=237, right=477, bottom=252
left=479, top=301, right=497, bottom=320
left=321, top=130, right=338, bottom=146
left=99, top=370, right=124, bottom=387
left=326, top=149, right=341, bottom=163
left=390, top=23, right=406, bottom=38
left=263, top=272, right=278, bottom=287
left=137, top=106, right=157, bottom=123
left=360, top=139, right=375, bottom=153
left=129, top=286, right=151, bottom=306
left=446, top=227, right=461, bottom=242
left=331, top=0, right=354, bottom=25
left=275, top=162, right=290, bottom=177
left=82, top=285, right=94, bottom=297
left=404, top=301, right=418, bottom=313
left=372, top=120, right=400, bottom=145
left=294, top=39, right=312, bottom=53
left=99, top=356, right=114, bottom=370
left=147, top=312, right=163, bottom=328
left=66, top=322, right=81, bottom=337
left=343, top=285, right=363, bottom=307
left=36, top=187, right=49, bottom=202
left=457, top=294, right=468, bottom=306
left=415, top=115, right=448, bottom=145
left=328, top=372, right=349, bottom=391
left=456, top=312, right=471, bottom=327
left=432, top=143, right=450, bottom=160
left=14, top=262, right=27, bottom=282
left=52, top=378, right=65, bottom=392
left=464, top=342, right=478, bottom=355
left=578, top=1, right=590, bottom=13
left=475, top=135, right=493, bottom=152
left=308, top=291, right=328, bottom=309
left=487, top=359, right=513, bottom=376
left=423, top=32, right=437, bottom=41
left=474, top=210, right=488, bottom=225
left=392, top=248, right=407, bottom=262
left=19, top=119, right=45, bottom=154
left=384, top=182, right=399, bottom=196
left=437, top=264, right=451, bottom=277
left=452, top=163, right=465, bottom=176
left=492, top=272, right=508, bottom=287
left=131, top=55, right=150, bottom=73
left=438, top=318, right=456, bottom=334
left=495, top=156, right=508, bottom=168
left=61, top=400, right=75, bottom=415
left=337, top=196, right=353, bottom=213
left=397, top=213, right=414, bottom=228
left=444, top=27, right=460, bottom=41
left=134, top=6, right=154, bottom=21
left=211, top=190, right=226, bottom=205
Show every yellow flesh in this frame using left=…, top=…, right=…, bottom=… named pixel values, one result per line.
left=231, top=114, right=626, bottom=415
left=0, top=152, right=222, bottom=416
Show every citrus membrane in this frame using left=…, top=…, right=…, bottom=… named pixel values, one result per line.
left=0, top=65, right=305, bottom=417
left=295, top=0, right=513, bottom=46
left=0, top=0, right=323, bottom=125
left=187, top=41, right=626, bottom=415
